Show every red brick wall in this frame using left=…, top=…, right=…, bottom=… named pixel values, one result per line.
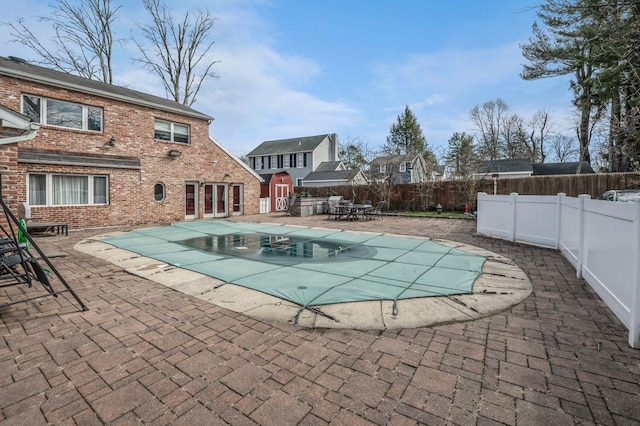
left=0, top=75, right=261, bottom=229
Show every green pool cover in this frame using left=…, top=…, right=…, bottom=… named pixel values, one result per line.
left=102, top=221, right=486, bottom=314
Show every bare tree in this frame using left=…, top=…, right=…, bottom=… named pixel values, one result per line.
left=470, top=98, right=509, bottom=160
left=501, top=113, right=527, bottom=160
left=522, top=109, right=551, bottom=163
left=134, top=0, right=219, bottom=107
left=8, top=0, right=120, bottom=83
left=549, top=134, right=579, bottom=163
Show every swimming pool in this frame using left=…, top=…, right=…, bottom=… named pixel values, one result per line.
left=100, top=221, right=486, bottom=314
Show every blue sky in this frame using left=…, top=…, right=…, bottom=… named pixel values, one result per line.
left=0, top=0, right=575, bottom=158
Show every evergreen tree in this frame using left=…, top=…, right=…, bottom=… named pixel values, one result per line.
left=445, top=132, right=477, bottom=179
left=382, top=105, right=426, bottom=155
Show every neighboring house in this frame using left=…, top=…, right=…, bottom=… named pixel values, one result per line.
left=0, top=55, right=261, bottom=228
left=431, top=165, right=447, bottom=181
left=258, top=171, right=293, bottom=213
left=247, top=134, right=339, bottom=186
left=478, top=158, right=595, bottom=179
left=477, top=158, right=534, bottom=179
left=532, top=161, right=595, bottom=175
left=370, top=153, right=430, bottom=184
left=301, top=161, right=368, bottom=187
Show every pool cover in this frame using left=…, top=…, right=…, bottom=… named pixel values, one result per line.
left=101, top=221, right=486, bottom=313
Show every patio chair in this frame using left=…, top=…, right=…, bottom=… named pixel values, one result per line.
left=366, top=201, right=385, bottom=220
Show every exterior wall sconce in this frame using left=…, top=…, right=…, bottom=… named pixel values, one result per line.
left=106, top=136, right=115, bottom=146
left=167, top=149, right=182, bottom=159
left=224, top=173, right=231, bottom=178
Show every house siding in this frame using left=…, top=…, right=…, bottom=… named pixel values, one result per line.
left=0, top=72, right=260, bottom=228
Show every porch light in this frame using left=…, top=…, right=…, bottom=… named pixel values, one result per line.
left=167, top=149, right=182, bottom=159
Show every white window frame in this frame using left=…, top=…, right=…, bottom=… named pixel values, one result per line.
left=380, top=164, right=386, bottom=174
left=21, top=94, right=103, bottom=132
left=399, top=163, right=407, bottom=173
left=255, top=157, right=262, bottom=170
left=27, top=173, right=109, bottom=206
left=296, top=153, right=304, bottom=168
left=270, top=155, right=277, bottom=169
left=283, top=155, right=290, bottom=168
left=154, top=119, right=190, bottom=143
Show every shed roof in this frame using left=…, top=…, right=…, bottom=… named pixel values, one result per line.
left=532, top=161, right=595, bottom=175
left=480, top=158, right=533, bottom=174
left=303, top=169, right=359, bottom=182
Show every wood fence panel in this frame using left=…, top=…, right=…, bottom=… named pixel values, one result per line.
left=297, top=172, right=640, bottom=211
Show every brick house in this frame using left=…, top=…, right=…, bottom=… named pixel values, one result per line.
left=0, top=56, right=261, bottom=228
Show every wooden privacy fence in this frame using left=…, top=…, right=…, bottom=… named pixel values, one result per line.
left=297, top=172, right=640, bottom=211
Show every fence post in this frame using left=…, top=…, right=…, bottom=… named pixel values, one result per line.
left=576, top=194, right=590, bottom=279
left=510, top=193, right=518, bottom=242
left=555, top=193, right=566, bottom=250
left=630, top=200, right=640, bottom=348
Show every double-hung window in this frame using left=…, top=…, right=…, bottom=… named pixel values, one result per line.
left=379, top=164, right=386, bottom=174
left=28, top=173, right=108, bottom=206
left=296, top=153, right=304, bottom=168
left=399, top=163, right=407, bottom=173
left=22, top=94, right=103, bottom=132
left=154, top=119, right=190, bottom=143
left=270, top=155, right=277, bottom=169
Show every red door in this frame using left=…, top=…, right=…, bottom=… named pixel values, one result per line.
left=185, top=183, right=197, bottom=219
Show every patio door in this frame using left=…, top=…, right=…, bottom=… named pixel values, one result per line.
left=231, top=184, right=243, bottom=215
left=275, top=184, right=289, bottom=212
left=204, top=183, right=228, bottom=218
left=185, top=183, right=197, bottom=219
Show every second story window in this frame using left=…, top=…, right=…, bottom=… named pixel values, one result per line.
left=22, top=94, right=103, bottom=132
left=297, top=153, right=304, bottom=168
left=283, top=155, right=290, bottom=168
left=270, top=155, right=277, bottom=169
left=154, top=119, right=190, bottom=143
left=380, top=164, right=386, bottom=174
left=399, top=163, right=407, bottom=173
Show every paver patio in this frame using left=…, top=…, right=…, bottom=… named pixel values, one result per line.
left=0, top=213, right=638, bottom=425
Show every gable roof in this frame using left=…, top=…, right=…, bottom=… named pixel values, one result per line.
left=248, top=134, right=333, bottom=156
left=314, top=161, right=344, bottom=172
left=208, top=135, right=263, bottom=182
left=433, top=165, right=446, bottom=175
left=303, top=169, right=360, bottom=182
left=371, top=153, right=421, bottom=165
left=480, top=158, right=533, bottom=174
left=532, top=161, right=595, bottom=176
left=0, top=56, right=213, bottom=121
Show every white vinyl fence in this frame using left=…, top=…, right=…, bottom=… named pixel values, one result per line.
left=259, top=197, right=271, bottom=214
left=477, top=192, right=640, bottom=348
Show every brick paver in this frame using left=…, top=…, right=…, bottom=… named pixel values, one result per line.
left=0, top=213, right=639, bottom=424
